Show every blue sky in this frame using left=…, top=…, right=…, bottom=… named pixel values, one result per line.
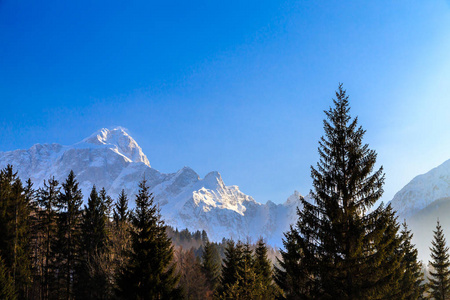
left=1, top=0, right=449, bottom=204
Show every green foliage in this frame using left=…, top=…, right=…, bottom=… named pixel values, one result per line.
left=77, top=185, right=111, bottom=299
left=218, top=240, right=243, bottom=293
left=113, top=189, right=129, bottom=226
left=110, top=189, right=132, bottom=283
left=53, top=170, right=83, bottom=299
left=428, top=220, right=450, bottom=300
left=201, top=240, right=221, bottom=293
left=275, top=227, right=314, bottom=298
left=36, top=177, right=60, bottom=299
left=0, top=255, right=16, bottom=300
left=216, top=240, right=278, bottom=300
left=253, top=238, right=272, bottom=286
left=398, top=222, right=425, bottom=299
left=276, top=85, right=405, bottom=299
left=82, top=186, right=108, bottom=254
left=0, top=165, right=32, bottom=298
left=253, top=238, right=280, bottom=298
left=117, top=179, right=182, bottom=299
left=99, top=187, right=113, bottom=220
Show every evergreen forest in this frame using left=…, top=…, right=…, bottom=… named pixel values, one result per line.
left=1, top=86, right=447, bottom=299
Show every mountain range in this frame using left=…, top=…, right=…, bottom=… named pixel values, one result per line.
left=0, top=127, right=305, bottom=247
left=1, top=127, right=449, bottom=258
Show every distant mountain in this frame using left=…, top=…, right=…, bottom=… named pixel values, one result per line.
left=390, top=158, right=450, bottom=219
left=0, top=127, right=305, bottom=247
left=389, top=159, right=450, bottom=262
left=401, top=197, right=450, bottom=262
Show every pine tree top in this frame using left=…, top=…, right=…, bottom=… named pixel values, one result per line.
left=428, top=220, right=450, bottom=300
left=113, top=189, right=129, bottom=225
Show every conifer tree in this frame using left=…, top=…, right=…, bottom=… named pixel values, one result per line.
left=239, top=242, right=260, bottom=299
left=217, top=242, right=259, bottom=300
left=99, top=187, right=113, bottom=221
left=276, top=85, right=402, bottom=299
left=25, top=177, right=43, bottom=298
left=0, top=165, right=32, bottom=298
left=370, top=204, right=405, bottom=299
left=36, top=177, right=60, bottom=299
left=275, top=227, right=315, bottom=298
left=82, top=186, right=108, bottom=256
left=0, top=255, right=16, bottom=300
left=113, top=189, right=130, bottom=226
left=117, top=179, right=182, bottom=299
left=217, top=241, right=277, bottom=300
left=428, top=220, right=450, bottom=300
left=53, top=170, right=83, bottom=299
left=218, top=240, right=243, bottom=295
left=398, top=221, right=425, bottom=299
left=253, top=238, right=279, bottom=298
left=112, top=189, right=131, bottom=262
left=201, top=240, right=221, bottom=293
left=253, top=238, right=272, bottom=286
left=77, top=185, right=110, bottom=299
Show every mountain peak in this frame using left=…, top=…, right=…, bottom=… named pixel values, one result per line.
left=81, top=127, right=150, bottom=166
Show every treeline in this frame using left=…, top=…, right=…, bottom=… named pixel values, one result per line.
left=2, top=85, right=449, bottom=299
left=0, top=165, right=280, bottom=299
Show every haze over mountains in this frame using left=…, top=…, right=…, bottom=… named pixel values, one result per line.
left=1, top=127, right=449, bottom=258
left=390, top=158, right=450, bottom=262
left=0, top=127, right=305, bottom=246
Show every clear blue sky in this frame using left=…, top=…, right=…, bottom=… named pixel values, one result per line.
left=1, top=0, right=449, bottom=204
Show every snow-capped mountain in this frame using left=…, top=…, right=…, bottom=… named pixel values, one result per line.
left=0, top=127, right=303, bottom=247
left=390, top=159, right=450, bottom=219
left=388, top=158, right=450, bottom=262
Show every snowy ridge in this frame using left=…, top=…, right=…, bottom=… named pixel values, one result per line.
left=80, top=127, right=150, bottom=166
left=0, top=127, right=303, bottom=246
left=390, top=159, right=450, bottom=218
left=388, top=159, right=450, bottom=262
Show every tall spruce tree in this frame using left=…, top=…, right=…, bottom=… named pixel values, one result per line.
left=398, top=221, right=425, bottom=299
left=113, top=189, right=130, bottom=226
left=99, top=187, right=113, bottom=221
left=36, top=177, right=60, bottom=299
left=253, top=238, right=279, bottom=298
left=275, top=85, right=403, bottom=299
left=218, top=240, right=243, bottom=295
left=53, top=170, right=83, bottom=299
left=26, top=177, right=45, bottom=299
left=81, top=186, right=108, bottom=256
left=239, top=242, right=257, bottom=299
left=275, top=227, right=315, bottom=298
left=201, top=240, right=221, bottom=293
left=428, top=220, right=450, bottom=300
left=77, top=185, right=110, bottom=299
left=253, top=238, right=272, bottom=287
left=117, top=179, right=182, bottom=299
left=111, top=189, right=131, bottom=280
left=0, top=165, right=32, bottom=298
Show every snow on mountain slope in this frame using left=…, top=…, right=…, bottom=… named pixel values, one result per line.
left=81, top=127, right=150, bottom=166
left=390, top=159, right=450, bottom=218
left=0, top=127, right=302, bottom=246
